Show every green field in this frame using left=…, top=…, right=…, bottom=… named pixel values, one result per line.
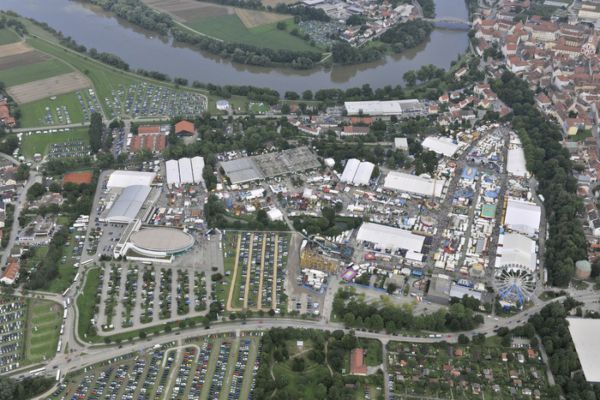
left=26, top=300, right=62, bottom=364
left=19, top=91, right=88, bottom=128
left=0, top=58, right=72, bottom=87
left=77, top=266, right=100, bottom=340
left=185, top=15, right=316, bottom=52
left=45, top=219, right=79, bottom=294
left=0, top=28, right=20, bottom=45
left=20, top=127, right=89, bottom=158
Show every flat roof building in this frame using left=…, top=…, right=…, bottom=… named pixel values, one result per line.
left=344, top=99, right=423, bottom=116
left=496, top=232, right=537, bottom=271
left=221, top=157, right=263, bottom=184
left=383, top=171, right=445, bottom=198
left=356, top=222, right=425, bottom=254
left=106, top=185, right=151, bottom=224
left=567, top=318, right=600, bottom=382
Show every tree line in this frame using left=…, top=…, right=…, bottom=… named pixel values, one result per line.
left=333, top=288, right=483, bottom=333
left=0, top=375, right=55, bottom=400
left=491, top=72, right=587, bottom=286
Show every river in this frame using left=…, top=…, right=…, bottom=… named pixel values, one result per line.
left=2, top=0, right=470, bottom=93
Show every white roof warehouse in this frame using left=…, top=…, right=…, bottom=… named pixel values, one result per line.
left=383, top=171, right=446, bottom=198
left=344, top=100, right=424, bottom=116
left=356, top=222, right=425, bottom=254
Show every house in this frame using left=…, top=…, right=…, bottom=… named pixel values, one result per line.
left=0, top=100, right=16, bottom=128
left=341, top=126, right=370, bottom=137
left=501, top=352, right=508, bottom=362
left=350, top=348, right=368, bottom=375
left=454, top=67, right=469, bottom=80
left=175, top=120, right=195, bottom=136
left=0, top=258, right=19, bottom=285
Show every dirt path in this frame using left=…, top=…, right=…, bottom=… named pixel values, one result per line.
left=226, top=234, right=242, bottom=311
left=324, top=341, right=333, bottom=376
left=242, top=234, right=255, bottom=309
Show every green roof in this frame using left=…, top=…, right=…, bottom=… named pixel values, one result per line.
left=481, top=204, right=496, bottom=219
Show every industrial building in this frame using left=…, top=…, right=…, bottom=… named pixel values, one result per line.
left=344, top=99, right=424, bottom=116
left=383, top=171, right=446, bottom=198
left=340, top=159, right=374, bottom=186
left=220, top=147, right=320, bottom=185
left=504, top=198, right=541, bottom=236
left=422, top=136, right=460, bottom=157
left=105, top=185, right=152, bottom=224
left=496, top=232, right=537, bottom=272
left=106, top=170, right=156, bottom=189
left=567, top=318, right=600, bottom=383
left=356, top=222, right=425, bottom=255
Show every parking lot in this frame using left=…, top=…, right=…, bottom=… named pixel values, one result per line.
left=93, top=263, right=210, bottom=333
left=49, top=333, right=261, bottom=400
left=225, top=232, right=289, bottom=313
left=103, top=82, right=206, bottom=120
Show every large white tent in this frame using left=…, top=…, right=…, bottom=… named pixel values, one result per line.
left=496, top=232, right=537, bottom=271
left=504, top=198, right=541, bottom=236
left=178, top=157, right=194, bottom=185
left=165, top=160, right=180, bottom=187
left=340, top=159, right=360, bottom=183
left=356, top=222, right=425, bottom=253
left=383, top=171, right=445, bottom=198
left=107, top=171, right=155, bottom=189
left=191, top=156, right=205, bottom=184
left=422, top=136, right=459, bottom=157
left=507, top=147, right=528, bottom=177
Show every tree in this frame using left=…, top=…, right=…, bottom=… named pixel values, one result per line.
left=386, top=282, right=397, bottom=294
left=88, top=112, right=104, bottom=154
left=302, top=90, right=313, bottom=100
left=403, top=70, right=417, bottom=87
left=458, top=334, right=470, bottom=344
left=276, top=21, right=287, bottom=30
left=26, top=182, right=45, bottom=201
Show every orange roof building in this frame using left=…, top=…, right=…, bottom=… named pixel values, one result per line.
left=63, top=171, right=93, bottom=185
left=175, top=120, right=195, bottom=136
left=130, top=134, right=167, bottom=153
left=0, top=258, right=19, bottom=285
left=350, top=348, right=368, bottom=375
left=138, top=125, right=161, bottom=135
left=0, top=100, right=16, bottom=128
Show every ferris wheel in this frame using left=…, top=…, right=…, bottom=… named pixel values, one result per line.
left=494, top=267, right=536, bottom=306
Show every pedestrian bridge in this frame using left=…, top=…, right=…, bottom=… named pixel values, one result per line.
left=424, top=17, right=472, bottom=29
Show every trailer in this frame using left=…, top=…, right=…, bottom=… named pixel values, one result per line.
left=63, top=309, right=67, bottom=319
left=55, top=369, right=61, bottom=382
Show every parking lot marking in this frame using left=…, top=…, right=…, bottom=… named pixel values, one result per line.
left=256, top=235, right=267, bottom=309
left=242, top=234, right=255, bottom=310
left=271, top=233, right=279, bottom=311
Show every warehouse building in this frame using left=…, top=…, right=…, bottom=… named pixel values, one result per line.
left=496, top=232, right=537, bottom=272
left=567, top=318, right=600, bottom=383
left=105, top=185, right=152, bottom=224
left=422, top=136, right=460, bottom=157
left=356, top=222, right=425, bottom=254
left=107, top=170, right=156, bottom=189
left=383, top=171, right=446, bottom=198
left=504, top=198, right=541, bottom=237
left=344, top=99, right=424, bottom=116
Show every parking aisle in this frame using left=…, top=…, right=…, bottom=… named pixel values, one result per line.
left=114, top=265, right=128, bottom=330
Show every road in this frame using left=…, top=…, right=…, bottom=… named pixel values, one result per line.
left=0, top=170, right=41, bottom=267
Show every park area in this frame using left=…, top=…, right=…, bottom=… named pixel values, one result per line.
left=143, top=0, right=315, bottom=51
left=20, top=127, right=90, bottom=159
left=224, top=231, right=289, bottom=313
left=48, top=333, right=262, bottom=400
left=25, top=300, right=63, bottom=364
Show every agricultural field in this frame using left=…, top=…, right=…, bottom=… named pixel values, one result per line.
left=225, top=231, right=289, bottom=313
left=143, top=0, right=315, bottom=51
left=0, top=28, right=20, bottom=45
left=48, top=333, right=262, bottom=400
left=0, top=59, right=73, bottom=88
left=20, top=127, right=90, bottom=159
left=387, top=338, right=552, bottom=399
left=0, top=296, right=61, bottom=373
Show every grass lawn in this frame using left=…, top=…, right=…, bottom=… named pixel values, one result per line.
left=19, top=91, right=88, bottom=128
left=76, top=266, right=100, bottom=340
left=272, top=351, right=331, bottom=398
left=360, top=338, right=382, bottom=366
left=45, top=242, right=77, bottom=294
left=0, top=28, right=20, bottom=45
left=0, top=58, right=72, bottom=87
left=20, top=127, right=89, bottom=158
left=248, top=102, right=269, bottom=114
left=185, top=15, right=316, bottom=52
left=25, top=299, right=62, bottom=364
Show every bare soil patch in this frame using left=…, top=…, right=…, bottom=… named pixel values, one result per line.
left=0, top=51, right=49, bottom=71
left=7, top=72, right=91, bottom=104
left=235, top=8, right=290, bottom=28
left=0, top=42, right=31, bottom=58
